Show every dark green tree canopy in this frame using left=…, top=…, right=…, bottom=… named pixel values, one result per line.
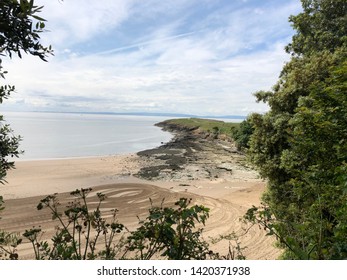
left=247, top=0, right=347, bottom=259
left=285, top=0, right=347, bottom=56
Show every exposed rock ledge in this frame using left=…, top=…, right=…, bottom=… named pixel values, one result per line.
left=134, top=120, right=258, bottom=182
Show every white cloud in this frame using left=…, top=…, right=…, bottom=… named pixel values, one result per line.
left=2, top=0, right=302, bottom=116
left=36, top=0, right=134, bottom=48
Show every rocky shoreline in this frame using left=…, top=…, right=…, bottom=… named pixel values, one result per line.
left=135, top=120, right=259, bottom=182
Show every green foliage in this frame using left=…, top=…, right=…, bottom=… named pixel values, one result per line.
left=0, top=121, right=23, bottom=184
left=24, top=188, right=125, bottom=260
left=0, top=0, right=53, bottom=184
left=286, top=0, right=347, bottom=56
left=0, top=230, right=22, bottom=260
left=231, top=119, right=254, bottom=151
left=247, top=0, right=347, bottom=259
left=210, top=232, right=246, bottom=260
left=1, top=2, right=53, bottom=255
left=0, top=196, right=22, bottom=260
left=163, top=118, right=239, bottom=136
left=244, top=204, right=315, bottom=260
left=124, top=198, right=212, bottom=260
left=0, top=195, right=22, bottom=260
left=0, top=0, right=53, bottom=60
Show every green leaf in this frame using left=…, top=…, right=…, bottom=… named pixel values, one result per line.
left=32, top=15, right=46, bottom=22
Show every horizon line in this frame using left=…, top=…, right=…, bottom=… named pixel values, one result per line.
left=4, top=110, right=247, bottom=119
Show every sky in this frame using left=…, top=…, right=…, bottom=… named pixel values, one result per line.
left=2, top=0, right=302, bottom=116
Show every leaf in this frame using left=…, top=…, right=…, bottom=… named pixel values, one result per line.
left=32, top=15, right=46, bottom=22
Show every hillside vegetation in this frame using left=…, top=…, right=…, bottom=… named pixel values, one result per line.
left=159, top=118, right=253, bottom=151
left=246, top=0, right=347, bottom=259
left=158, top=118, right=239, bottom=138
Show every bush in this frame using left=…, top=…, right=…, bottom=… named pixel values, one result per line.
left=124, top=198, right=212, bottom=260
left=24, top=188, right=124, bottom=260
left=20, top=188, right=246, bottom=260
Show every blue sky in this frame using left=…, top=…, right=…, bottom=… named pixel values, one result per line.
left=3, top=0, right=302, bottom=116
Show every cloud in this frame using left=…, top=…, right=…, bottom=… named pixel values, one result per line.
left=2, top=0, right=302, bottom=116
left=36, top=0, right=134, bottom=48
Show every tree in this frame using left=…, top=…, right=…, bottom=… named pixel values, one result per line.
left=246, top=0, right=347, bottom=259
left=0, top=0, right=52, bottom=184
left=0, top=0, right=52, bottom=258
left=286, top=0, right=347, bottom=56
left=231, top=119, right=254, bottom=151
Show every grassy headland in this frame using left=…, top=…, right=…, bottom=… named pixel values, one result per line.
left=157, top=118, right=240, bottom=140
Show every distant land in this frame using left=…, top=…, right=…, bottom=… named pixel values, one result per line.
left=30, top=110, right=247, bottom=120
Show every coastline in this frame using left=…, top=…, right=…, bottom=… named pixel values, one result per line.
left=0, top=123, right=281, bottom=259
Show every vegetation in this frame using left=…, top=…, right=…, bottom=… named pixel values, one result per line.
left=231, top=119, right=254, bottom=151
left=0, top=0, right=53, bottom=184
left=162, top=117, right=255, bottom=152
left=0, top=0, right=52, bottom=259
left=162, top=118, right=239, bottom=137
left=23, top=188, right=125, bottom=260
left=246, top=0, right=347, bottom=259
left=124, top=197, right=212, bottom=260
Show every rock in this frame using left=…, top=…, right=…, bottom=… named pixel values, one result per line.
left=217, top=163, right=233, bottom=172
left=134, top=122, right=253, bottom=182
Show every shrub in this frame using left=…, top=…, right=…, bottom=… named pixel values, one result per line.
left=123, top=198, right=212, bottom=260
left=24, top=188, right=125, bottom=260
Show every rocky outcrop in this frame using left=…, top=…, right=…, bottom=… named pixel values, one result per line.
left=135, top=121, right=255, bottom=182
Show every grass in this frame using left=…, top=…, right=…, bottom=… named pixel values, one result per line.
left=163, top=118, right=240, bottom=136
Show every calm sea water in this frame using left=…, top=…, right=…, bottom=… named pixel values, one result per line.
left=3, top=112, right=173, bottom=160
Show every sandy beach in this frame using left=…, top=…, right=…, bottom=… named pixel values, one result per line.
left=0, top=129, right=281, bottom=260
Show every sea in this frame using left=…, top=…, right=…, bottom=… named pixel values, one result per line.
left=2, top=112, right=243, bottom=160
left=2, top=112, right=174, bottom=160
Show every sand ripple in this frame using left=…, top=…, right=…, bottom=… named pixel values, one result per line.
left=0, top=183, right=280, bottom=259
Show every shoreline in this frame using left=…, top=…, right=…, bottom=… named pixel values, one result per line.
left=12, top=152, right=138, bottom=162
left=2, top=154, right=141, bottom=199
left=0, top=123, right=281, bottom=259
